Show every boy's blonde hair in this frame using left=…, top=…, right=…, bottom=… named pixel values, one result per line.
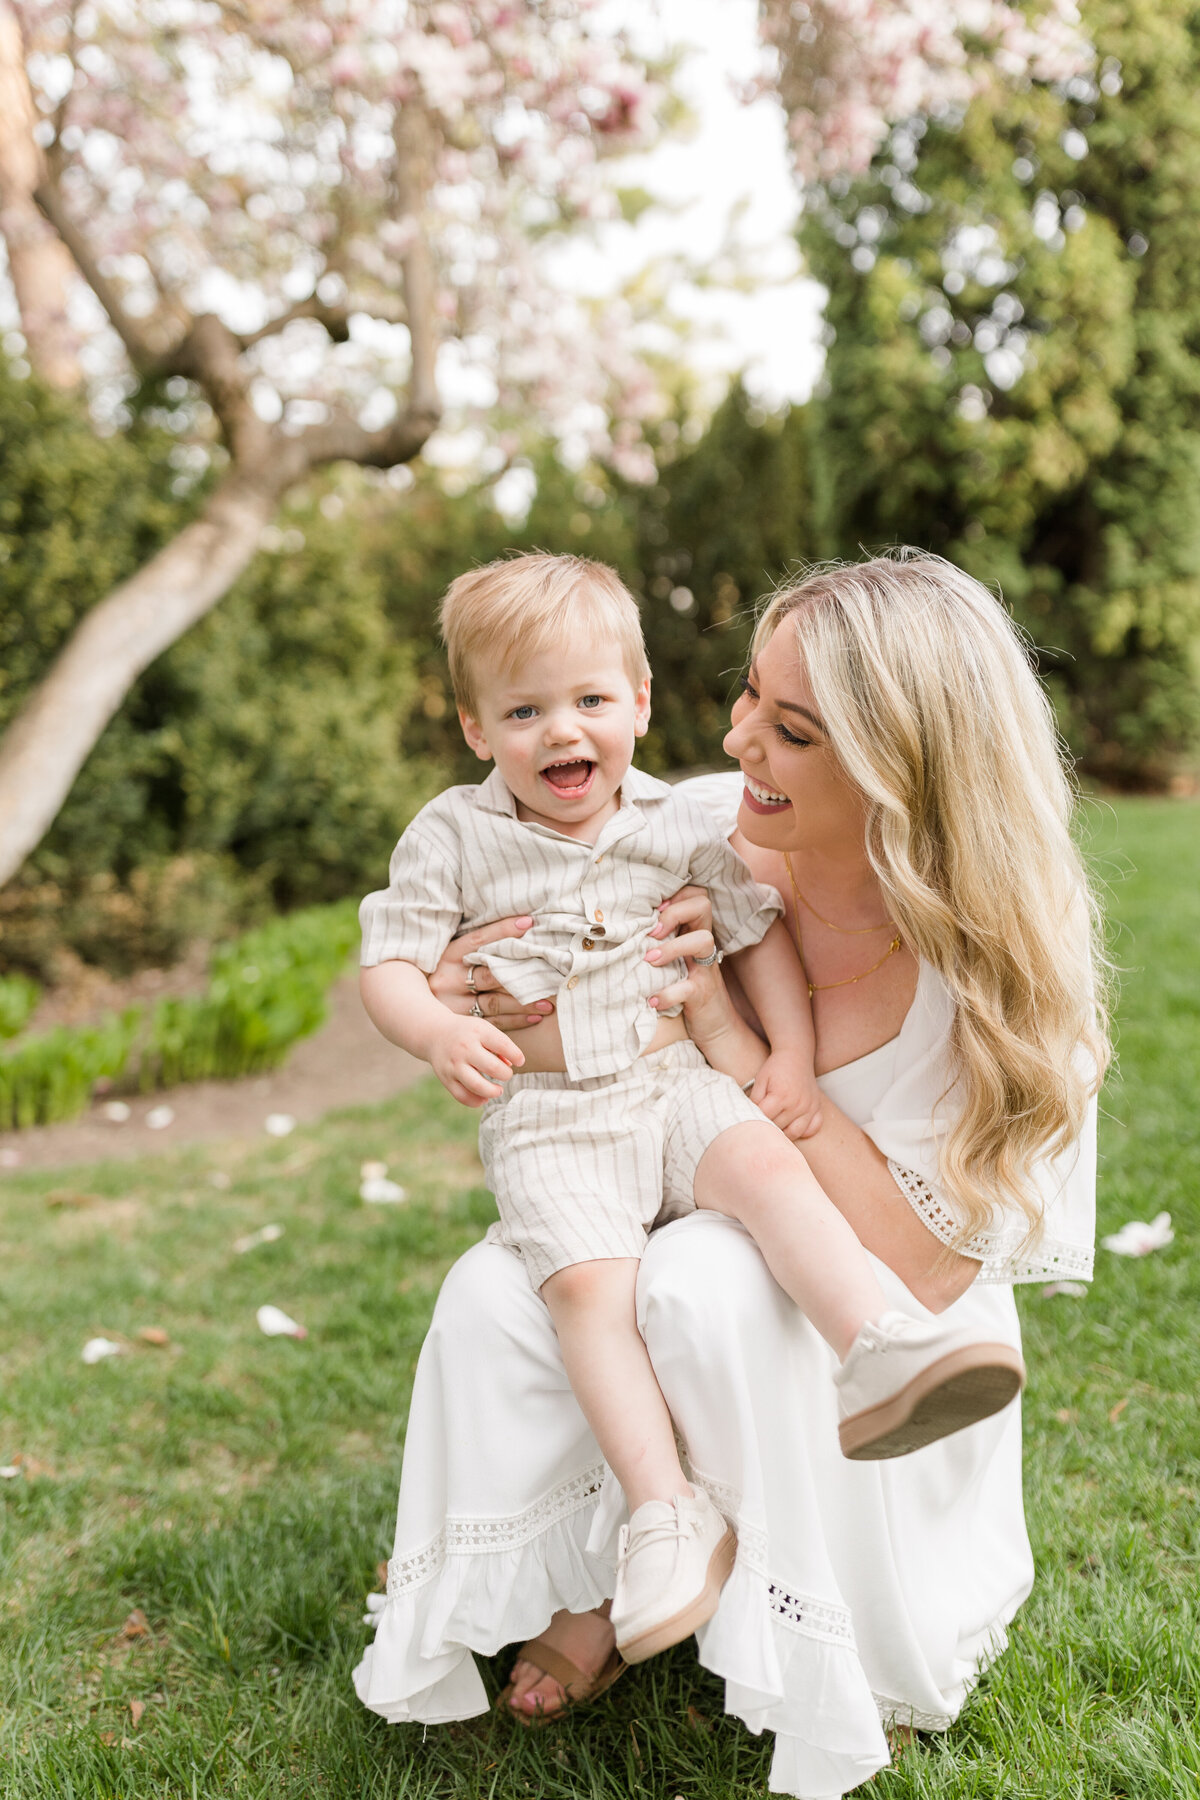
left=439, top=553, right=650, bottom=716
left=754, top=550, right=1110, bottom=1258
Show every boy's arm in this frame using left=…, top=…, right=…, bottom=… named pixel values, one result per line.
left=728, top=921, right=823, bottom=1138
left=361, top=960, right=523, bottom=1108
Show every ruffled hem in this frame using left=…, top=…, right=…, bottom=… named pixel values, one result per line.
left=353, top=1492, right=613, bottom=1725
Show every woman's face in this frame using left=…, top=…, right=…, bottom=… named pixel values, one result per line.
left=723, top=619, right=868, bottom=856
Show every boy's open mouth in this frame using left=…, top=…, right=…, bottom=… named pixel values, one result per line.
left=540, top=759, right=595, bottom=796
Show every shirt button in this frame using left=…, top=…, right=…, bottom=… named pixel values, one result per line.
left=582, top=937, right=596, bottom=950
left=593, top=908, right=604, bottom=922
left=566, top=975, right=579, bottom=990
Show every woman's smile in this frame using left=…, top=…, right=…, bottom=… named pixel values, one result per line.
left=741, top=774, right=792, bottom=813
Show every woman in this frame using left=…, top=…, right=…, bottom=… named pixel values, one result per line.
left=354, top=552, right=1105, bottom=1800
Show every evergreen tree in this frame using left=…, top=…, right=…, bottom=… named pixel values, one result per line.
left=803, top=0, right=1200, bottom=783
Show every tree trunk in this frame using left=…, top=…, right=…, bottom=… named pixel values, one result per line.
left=0, top=4, right=80, bottom=390
left=0, top=470, right=279, bottom=886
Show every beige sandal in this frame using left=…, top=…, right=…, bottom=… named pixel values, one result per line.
left=497, top=1634, right=627, bottom=1726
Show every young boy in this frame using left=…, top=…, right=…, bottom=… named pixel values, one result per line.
left=360, top=553, right=1024, bottom=1666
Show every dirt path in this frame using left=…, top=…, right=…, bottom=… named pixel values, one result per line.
left=0, top=975, right=427, bottom=1172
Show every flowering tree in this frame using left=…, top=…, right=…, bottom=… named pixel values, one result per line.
left=0, top=0, right=1090, bottom=888
left=0, top=0, right=661, bottom=885
left=758, top=0, right=1088, bottom=181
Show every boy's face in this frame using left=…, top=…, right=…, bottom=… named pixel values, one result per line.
left=460, top=637, right=651, bottom=839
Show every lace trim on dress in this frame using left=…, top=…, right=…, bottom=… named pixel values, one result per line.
left=386, top=1463, right=607, bottom=1601
left=767, top=1583, right=857, bottom=1646
left=874, top=1694, right=954, bottom=1732
left=689, top=1469, right=857, bottom=1649
left=887, top=1160, right=1093, bottom=1286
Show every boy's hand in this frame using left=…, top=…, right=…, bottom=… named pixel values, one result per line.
left=428, top=1015, right=523, bottom=1107
left=749, top=1050, right=823, bottom=1141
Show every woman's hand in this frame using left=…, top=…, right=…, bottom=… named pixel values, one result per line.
left=427, top=916, right=555, bottom=1032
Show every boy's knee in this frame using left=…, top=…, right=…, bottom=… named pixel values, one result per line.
left=541, top=1258, right=635, bottom=1315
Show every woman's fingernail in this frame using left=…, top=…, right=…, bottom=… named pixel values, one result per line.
left=645, top=949, right=660, bottom=963
left=537, top=1001, right=554, bottom=1013
left=526, top=1015, right=542, bottom=1025
left=515, top=916, right=534, bottom=928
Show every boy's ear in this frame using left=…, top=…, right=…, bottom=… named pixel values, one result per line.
left=459, top=711, right=493, bottom=762
left=633, top=675, right=652, bottom=738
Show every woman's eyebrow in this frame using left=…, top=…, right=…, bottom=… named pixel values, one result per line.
left=777, top=698, right=825, bottom=732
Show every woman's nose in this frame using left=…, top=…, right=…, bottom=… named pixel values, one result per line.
left=723, top=713, right=757, bottom=761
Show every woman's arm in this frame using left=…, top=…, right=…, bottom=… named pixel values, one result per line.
left=651, top=894, right=979, bottom=1314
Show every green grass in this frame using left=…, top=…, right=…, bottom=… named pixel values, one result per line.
left=0, top=797, right=1197, bottom=1798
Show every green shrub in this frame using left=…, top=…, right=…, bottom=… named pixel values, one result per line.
left=0, top=973, right=39, bottom=1039
left=0, top=1009, right=141, bottom=1131
left=0, top=901, right=359, bottom=1129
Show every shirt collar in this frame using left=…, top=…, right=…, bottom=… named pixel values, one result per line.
left=473, top=761, right=673, bottom=819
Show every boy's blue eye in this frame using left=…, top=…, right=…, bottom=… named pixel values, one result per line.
left=579, top=694, right=603, bottom=709
left=510, top=705, right=537, bottom=721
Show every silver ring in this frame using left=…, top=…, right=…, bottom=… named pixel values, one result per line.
left=693, top=948, right=723, bottom=968
left=465, top=966, right=477, bottom=993
left=470, top=1001, right=484, bottom=1018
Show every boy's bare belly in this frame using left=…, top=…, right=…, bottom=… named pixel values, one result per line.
left=506, top=1009, right=690, bottom=1074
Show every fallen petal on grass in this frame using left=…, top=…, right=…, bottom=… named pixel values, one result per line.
left=256, top=1304, right=307, bottom=1339
left=360, top=1176, right=407, bottom=1205
left=82, top=1338, right=125, bottom=1364
left=1042, top=1280, right=1089, bottom=1298
left=233, top=1223, right=284, bottom=1254
left=360, top=1160, right=389, bottom=1181
left=1101, top=1211, right=1174, bottom=1256
left=145, top=1106, right=175, bottom=1131
left=119, top=1609, right=150, bottom=1639
left=128, top=1699, right=145, bottom=1727
left=264, top=1113, right=296, bottom=1137
left=103, top=1101, right=132, bottom=1123
left=0, top=1465, right=19, bottom=1480
left=137, top=1328, right=170, bottom=1348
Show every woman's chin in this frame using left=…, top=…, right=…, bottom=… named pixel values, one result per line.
left=737, top=790, right=795, bottom=842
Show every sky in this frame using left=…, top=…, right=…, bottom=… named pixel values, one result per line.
left=563, top=0, right=826, bottom=407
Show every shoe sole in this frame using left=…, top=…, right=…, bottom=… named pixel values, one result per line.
left=840, top=1344, right=1026, bottom=1461
left=616, top=1526, right=737, bottom=1665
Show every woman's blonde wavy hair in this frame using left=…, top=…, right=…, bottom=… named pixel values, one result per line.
left=755, top=550, right=1110, bottom=1250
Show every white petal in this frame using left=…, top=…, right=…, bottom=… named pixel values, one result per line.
left=1101, top=1212, right=1174, bottom=1256
left=103, top=1101, right=132, bottom=1123
left=256, top=1304, right=306, bottom=1338
left=145, top=1105, right=175, bottom=1130
left=264, top=1114, right=296, bottom=1137
left=359, top=1177, right=407, bottom=1205
left=234, top=1224, right=284, bottom=1254
left=1042, top=1280, right=1089, bottom=1299
left=81, top=1337, right=125, bottom=1363
left=0, top=1465, right=20, bottom=1479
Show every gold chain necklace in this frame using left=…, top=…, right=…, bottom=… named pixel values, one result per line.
left=783, top=853, right=902, bottom=998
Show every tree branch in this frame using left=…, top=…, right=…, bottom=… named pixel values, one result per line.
left=33, top=175, right=182, bottom=374
left=0, top=468, right=283, bottom=888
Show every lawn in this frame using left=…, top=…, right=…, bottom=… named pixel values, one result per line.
left=1, top=797, right=1197, bottom=1799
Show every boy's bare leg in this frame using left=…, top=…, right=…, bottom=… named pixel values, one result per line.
left=693, top=1121, right=889, bottom=1358
left=540, top=1258, right=691, bottom=1511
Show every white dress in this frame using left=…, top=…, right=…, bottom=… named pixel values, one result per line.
left=353, top=778, right=1097, bottom=1800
